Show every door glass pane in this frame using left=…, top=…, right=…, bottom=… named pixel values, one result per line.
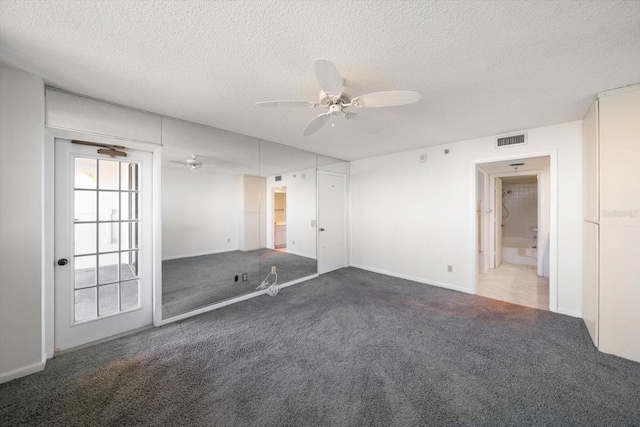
left=99, top=284, right=119, bottom=316
left=75, top=287, right=97, bottom=322
left=75, top=223, right=96, bottom=255
left=75, top=158, right=97, bottom=189
left=121, top=222, right=139, bottom=250
left=121, top=251, right=138, bottom=280
left=121, top=280, right=139, bottom=311
left=71, top=156, right=143, bottom=323
left=98, top=222, right=119, bottom=253
left=75, top=190, right=96, bottom=222
left=120, top=192, right=138, bottom=220
left=98, top=253, right=119, bottom=284
left=98, top=192, right=119, bottom=221
left=98, top=160, right=120, bottom=190
left=75, top=255, right=96, bottom=289
left=129, top=163, right=139, bottom=191
left=121, top=162, right=139, bottom=191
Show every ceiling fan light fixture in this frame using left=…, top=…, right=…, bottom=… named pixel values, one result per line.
left=256, top=59, right=421, bottom=136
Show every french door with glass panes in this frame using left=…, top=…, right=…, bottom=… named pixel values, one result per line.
left=54, top=139, right=153, bottom=351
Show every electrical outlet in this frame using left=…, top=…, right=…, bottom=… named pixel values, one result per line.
left=419, top=153, right=428, bottom=163
left=227, top=238, right=230, bottom=243
left=292, top=240, right=295, bottom=245
left=271, top=266, right=276, bottom=274
left=447, top=265, right=453, bottom=273
left=242, top=273, right=247, bottom=282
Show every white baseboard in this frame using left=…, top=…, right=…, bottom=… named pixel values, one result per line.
left=0, top=356, right=46, bottom=384
left=278, top=274, right=319, bottom=289
left=162, top=248, right=238, bottom=261
left=556, top=307, right=582, bottom=318
left=348, top=264, right=473, bottom=295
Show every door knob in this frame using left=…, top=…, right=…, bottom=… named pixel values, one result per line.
left=319, top=228, right=325, bottom=231
left=57, top=258, right=69, bottom=266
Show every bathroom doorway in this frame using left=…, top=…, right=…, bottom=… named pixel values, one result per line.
left=475, top=156, right=551, bottom=311
left=273, top=188, right=287, bottom=250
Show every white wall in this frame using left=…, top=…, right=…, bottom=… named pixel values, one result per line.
left=265, top=168, right=317, bottom=259
left=350, top=121, right=583, bottom=317
left=0, top=66, right=45, bottom=382
left=162, top=168, right=242, bottom=259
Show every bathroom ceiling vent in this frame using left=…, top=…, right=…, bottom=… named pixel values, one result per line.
left=496, top=133, right=527, bottom=149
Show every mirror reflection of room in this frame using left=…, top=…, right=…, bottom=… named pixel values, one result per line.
left=274, top=189, right=286, bottom=249
left=161, top=119, right=345, bottom=319
left=258, top=140, right=318, bottom=296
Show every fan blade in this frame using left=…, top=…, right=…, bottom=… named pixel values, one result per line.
left=344, top=112, right=357, bottom=120
left=314, top=59, right=343, bottom=92
left=255, top=100, right=317, bottom=108
left=303, top=113, right=330, bottom=136
left=352, top=91, right=421, bottom=108
left=168, top=160, right=186, bottom=165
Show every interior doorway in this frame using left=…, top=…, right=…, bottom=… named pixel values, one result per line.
left=54, top=139, right=153, bottom=351
left=273, top=187, right=287, bottom=250
left=475, top=156, right=551, bottom=311
left=317, top=171, right=347, bottom=275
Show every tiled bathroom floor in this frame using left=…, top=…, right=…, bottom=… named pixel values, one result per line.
left=476, top=262, right=549, bottom=311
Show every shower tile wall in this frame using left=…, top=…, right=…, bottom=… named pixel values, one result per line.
left=503, top=180, right=537, bottom=239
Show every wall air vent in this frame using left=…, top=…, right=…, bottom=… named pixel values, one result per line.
left=275, top=176, right=282, bottom=182
left=496, top=133, right=527, bottom=148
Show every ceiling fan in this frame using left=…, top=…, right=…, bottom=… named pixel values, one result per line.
left=256, top=59, right=421, bottom=136
left=168, top=154, right=204, bottom=170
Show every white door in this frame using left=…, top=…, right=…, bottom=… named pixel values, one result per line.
left=54, top=139, right=153, bottom=351
left=494, top=177, right=503, bottom=268
left=317, top=172, right=347, bottom=274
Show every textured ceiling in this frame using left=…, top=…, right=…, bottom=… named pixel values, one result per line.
left=1, top=1, right=639, bottom=160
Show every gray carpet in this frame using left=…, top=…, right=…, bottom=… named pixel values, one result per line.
left=162, top=249, right=317, bottom=318
left=2, top=268, right=640, bottom=426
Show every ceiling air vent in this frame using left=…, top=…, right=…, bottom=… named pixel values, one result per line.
left=275, top=176, right=282, bottom=182
left=496, top=133, right=527, bottom=149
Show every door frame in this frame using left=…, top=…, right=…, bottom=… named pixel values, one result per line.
left=477, top=168, right=489, bottom=274
left=316, top=170, right=348, bottom=275
left=488, top=170, right=546, bottom=269
left=44, top=128, right=162, bottom=358
left=493, top=176, right=504, bottom=268
left=472, top=151, right=558, bottom=313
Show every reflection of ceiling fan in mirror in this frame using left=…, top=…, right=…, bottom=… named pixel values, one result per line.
left=168, top=154, right=205, bottom=170
left=256, top=59, right=421, bottom=136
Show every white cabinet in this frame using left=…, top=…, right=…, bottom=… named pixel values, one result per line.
left=582, top=221, right=598, bottom=345
left=274, top=225, right=286, bottom=249
left=582, top=84, right=640, bottom=363
left=599, top=226, right=640, bottom=360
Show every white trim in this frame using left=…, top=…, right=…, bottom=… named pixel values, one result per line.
left=162, top=248, right=238, bottom=261
left=556, top=307, right=582, bottom=318
left=0, top=355, right=46, bottom=384
left=152, top=140, right=162, bottom=327
left=159, top=274, right=318, bottom=325
left=349, top=263, right=473, bottom=295
left=44, top=130, right=55, bottom=359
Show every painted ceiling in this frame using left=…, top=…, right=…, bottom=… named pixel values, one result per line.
left=1, top=0, right=639, bottom=160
